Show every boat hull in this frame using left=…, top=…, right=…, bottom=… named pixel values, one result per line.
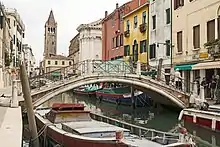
left=180, top=108, right=220, bottom=132
left=73, top=90, right=96, bottom=96
left=35, top=115, right=128, bottom=147
left=96, top=92, right=150, bottom=107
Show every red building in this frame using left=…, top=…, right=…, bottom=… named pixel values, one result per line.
left=102, top=0, right=149, bottom=61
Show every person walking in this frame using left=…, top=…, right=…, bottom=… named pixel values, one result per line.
left=210, top=75, right=217, bottom=100
left=215, top=75, right=220, bottom=104
left=174, top=68, right=182, bottom=90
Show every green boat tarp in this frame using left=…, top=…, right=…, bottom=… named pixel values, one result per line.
left=98, top=87, right=130, bottom=94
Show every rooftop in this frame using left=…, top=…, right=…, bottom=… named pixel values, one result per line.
left=45, top=54, right=72, bottom=60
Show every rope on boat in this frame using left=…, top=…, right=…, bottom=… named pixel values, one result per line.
left=31, top=123, right=54, bottom=142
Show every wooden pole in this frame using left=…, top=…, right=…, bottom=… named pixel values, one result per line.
left=20, top=63, right=39, bottom=147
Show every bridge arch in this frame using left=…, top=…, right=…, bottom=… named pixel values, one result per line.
left=33, top=75, right=186, bottom=109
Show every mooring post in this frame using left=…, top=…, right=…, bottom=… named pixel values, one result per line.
left=131, top=86, right=136, bottom=109
left=20, top=63, right=39, bottom=147
left=11, top=73, right=18, bottom=108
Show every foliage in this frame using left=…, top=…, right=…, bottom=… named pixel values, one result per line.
left=5, top=52, right=12, bottom=67
left=204, top=39, right=220, bottom=53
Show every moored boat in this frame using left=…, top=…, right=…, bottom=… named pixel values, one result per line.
left=178, top=105, right=220, bottom=132
left=35, top=103, right=195, bottom=147
left=96, top=87, right=151, bottom=107
left=73, top=84, right=102, bottom=96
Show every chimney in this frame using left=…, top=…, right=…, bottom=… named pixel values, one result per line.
left=116, top=3, right=119, bottom=9
left=138, top=0, right=141, bottom=6
left=105, top=11, right=108, bottom=17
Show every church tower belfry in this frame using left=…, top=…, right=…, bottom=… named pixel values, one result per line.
left=44, top=10, right=57, bottom=57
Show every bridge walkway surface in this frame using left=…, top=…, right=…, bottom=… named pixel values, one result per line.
left=0, top=86, right=23, bottom=147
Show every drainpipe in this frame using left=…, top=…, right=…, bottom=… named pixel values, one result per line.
left=104, top=11, right=108, bottom=61
left=147, top=6, right=150, bottom=70
left=170, top=0, right=173, bottom=69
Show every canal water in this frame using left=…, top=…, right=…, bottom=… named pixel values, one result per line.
left=39, top=91, right=220, bottom=147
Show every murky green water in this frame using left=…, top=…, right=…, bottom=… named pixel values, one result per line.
left=39, top=91, right=220, bottom=147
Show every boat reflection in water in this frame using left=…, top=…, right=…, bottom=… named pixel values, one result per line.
left=184, top=122, right=220, bottom=147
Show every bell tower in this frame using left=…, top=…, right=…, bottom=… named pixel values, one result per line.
left=44, top=10, right=57, bottom=57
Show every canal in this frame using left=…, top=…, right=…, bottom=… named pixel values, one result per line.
left=36, top=91, right=220, bottom=147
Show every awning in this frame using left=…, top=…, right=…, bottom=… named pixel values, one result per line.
left=52, top=72, right=60, bottom=76
left=174, top=64, right=195, bottom=71
left=192, top=61, right=220, bottom=70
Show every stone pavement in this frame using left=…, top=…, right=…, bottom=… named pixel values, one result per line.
left=0, top=86, right=23, bottom=147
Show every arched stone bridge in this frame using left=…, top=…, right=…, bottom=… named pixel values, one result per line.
left=29, top=59, right=190, bottom=109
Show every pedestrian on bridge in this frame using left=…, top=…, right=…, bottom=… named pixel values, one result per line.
left=174, top=68, right=182, bottom=90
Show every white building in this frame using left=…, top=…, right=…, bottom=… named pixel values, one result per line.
left=23, top=44, right=36, bottom=77
left=172, top=0, right=220, bottom=95
left=0, top=4, right=13, bottom=88
left=149, top=0, right=171, bottom=72
left=76, top=19, right=102, bottom=62
left=6, top=8, right=25, bottom=69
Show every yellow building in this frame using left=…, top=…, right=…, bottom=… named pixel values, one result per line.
left=123, top=2, right=149, bottom=64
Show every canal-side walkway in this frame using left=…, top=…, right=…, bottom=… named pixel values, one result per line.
left=0, top=86, right=23, bottom=147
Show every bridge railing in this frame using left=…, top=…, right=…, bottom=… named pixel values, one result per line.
left=29, top=59, right=135, bottom=90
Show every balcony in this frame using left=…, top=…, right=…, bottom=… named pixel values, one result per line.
left=124, top=30, right=130, bottom=37
left=139, top=23, right=147, bottom=33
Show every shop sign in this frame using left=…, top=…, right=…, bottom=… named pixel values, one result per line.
left=199, top=53, right=208, bottom=59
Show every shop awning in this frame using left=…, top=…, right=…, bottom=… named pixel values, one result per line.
left=174, top=64, right=195, bottom=71
left=192, top=61, right=220, bottom=70
left=52, top=72, right=60, bottom=76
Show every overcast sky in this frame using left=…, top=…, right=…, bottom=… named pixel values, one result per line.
left=3, top=0, right=128, bottom=65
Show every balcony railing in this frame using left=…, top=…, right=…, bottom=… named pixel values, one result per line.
left=139, top=23, right=147, bottom=33
left=124, top=30, right=130, bottom=37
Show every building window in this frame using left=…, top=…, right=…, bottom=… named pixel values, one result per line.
left=149, top=44, right=156, bottom=59
left=7, top=18, right=10, bottom=26
left=55, top=61, right=58, bottom=65
left=152, top=15, right=156, bottom=30
left=218, top=16, right=220, bottom=39
left=69, top=61, right=72, bottom=65
left=140, top=40, right=147, bottom=53
left=193, top=25, right=200, bottom=49
left=13, top=35, right=15, bottom=44
left=48, top=28, right=50, bottom=32
left=207, top=19, right=215, bottom=42
left=134, top=16, right=138, bottom=29
left=120, top=34, right=123, bottom=46
left=124, top=45, right=130, bottom=56
left=177, top=31, right=183, bottom=52
left=126, top=20, right=130, bottom=30
left=116, top=36, right=119, bottom=47
left=142, top=11, right=146, bottom=24
left=112, top=38, right=115, bottom=48
left=193, top=70, right=200, bottom=81
left=166, top=8, right=170, bottom=24
left=52, top=41, right=54, bottom=45
left=62, top=61, right=65, bottom=65
left=166, top=40, right=171, bottom=56
left=14, top=20, right=16, bottom=26
left=189, top=0, right=194, bottom=2
left=174, top=0, right=184, bottom=10
left=48, top=61, right=50, bottom=65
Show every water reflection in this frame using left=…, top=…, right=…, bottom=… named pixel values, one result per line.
left=41, top=92, right=178, bottom=132
left=40, top=91, right=220, bottom=147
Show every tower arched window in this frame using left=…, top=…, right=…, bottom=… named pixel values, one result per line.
left=51, top=28, right=53, bottom=33
left=48, top=28, right=50, bottom=32
left=53, top=28, right=55, bottom=33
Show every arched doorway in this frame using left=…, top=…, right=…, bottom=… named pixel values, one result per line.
left=132, top=40, right=138, bottom=62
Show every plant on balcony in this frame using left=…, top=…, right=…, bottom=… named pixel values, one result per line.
left=124, top=30, right=130, bottom=37
left=5, top=52, right=12, bottom=67
left=204, top=39, right=220, bottom=60
left=139, top=23, right=147, bottom=33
